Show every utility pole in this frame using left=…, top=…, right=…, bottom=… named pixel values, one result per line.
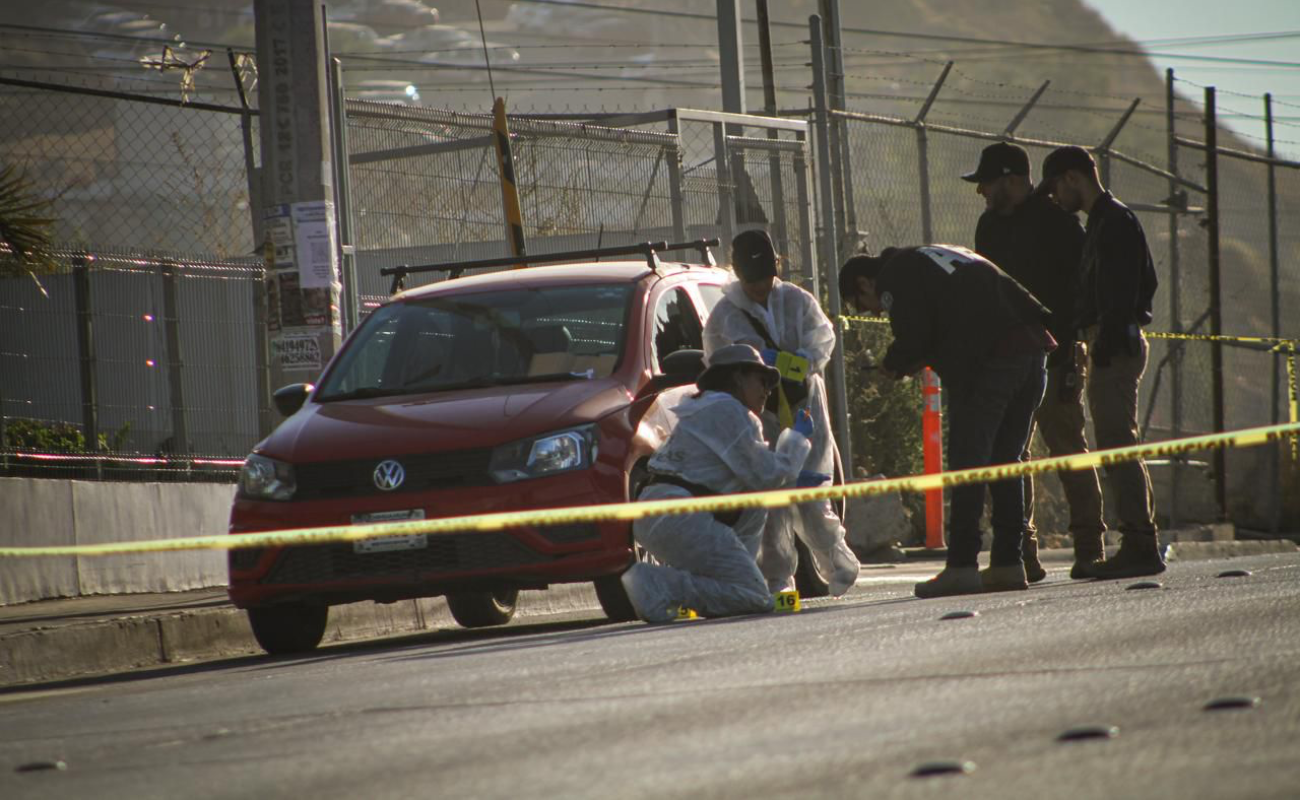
left=716, top=0, right=745, bottom=114
left=253, top=0, right=342, bottom=402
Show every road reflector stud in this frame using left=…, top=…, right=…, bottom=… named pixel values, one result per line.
left=1057, top=725, right=1120, bottom=742
left=774, top=590, right=801, bottom=613
left=676, top=607, right=698, bottom=620
left=910, top=760, right=975, bottom=778
left=940, top=610, right=978, bottom=620
left=15, top=760, right=67, bottom=773
left=1203, top=696, right=1260, bottom=712
left=1125, top=580, right=1163, bottom=591
left=1216, top=569, right=1251, bottom=578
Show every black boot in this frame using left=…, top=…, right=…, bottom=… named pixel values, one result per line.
left=1070, top=533, right=1106, bottom=580
left=1084, top=535, right=1165, bottom=580
left=1023, top=531, right=1047, bottom=584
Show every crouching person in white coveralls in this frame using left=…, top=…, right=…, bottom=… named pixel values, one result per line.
left=703, top=229, right=860, bottom=597
left=621, top=344, right=817, bottom=623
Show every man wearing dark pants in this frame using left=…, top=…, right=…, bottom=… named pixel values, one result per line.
left=962, top=142, right=1108, bottom=580
left=1037, top=145, right=1163, bottom=579
left=840, top=245, right=1055, bottom=597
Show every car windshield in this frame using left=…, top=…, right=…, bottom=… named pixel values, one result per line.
left=316, top=283, right=633, bottom=401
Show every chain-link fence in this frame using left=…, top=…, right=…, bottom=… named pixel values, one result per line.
left=343, top=103, right=687, bottom=309
left=341, top=103, right=813, bottom=311
left=831, top=66, right=1300, bottom=531
left=0, top=78, right=263, bottom=481
left=1, top=70, right=816, bottom=481
left=3, top=36, right=1297, bottom=535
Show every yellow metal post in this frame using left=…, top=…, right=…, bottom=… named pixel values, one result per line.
left=492, top=97, right=527, bottom=263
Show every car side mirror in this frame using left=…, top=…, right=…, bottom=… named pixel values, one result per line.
left=272, top=383, right=314, bottom=417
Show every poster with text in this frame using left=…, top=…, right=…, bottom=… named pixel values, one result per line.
left=291, top=200, right=339, bottom=289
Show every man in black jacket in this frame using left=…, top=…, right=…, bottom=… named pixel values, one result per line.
left=1037, top=145, right=1163, bottom=579
left=963, top=142, right=1107, bottom=581
left=839, top=245, right=1055, bottom=597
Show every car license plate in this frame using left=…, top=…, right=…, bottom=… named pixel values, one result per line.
left=351, top=509, right=427, bottom=554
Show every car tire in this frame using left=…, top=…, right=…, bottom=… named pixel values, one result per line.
left=595, top=462, right=653, bottom=622
left=446, top=588, right=519, bottom=628
left=247, top=604, right=329, bottom=655
left=594, top=573, right=637, bottom=622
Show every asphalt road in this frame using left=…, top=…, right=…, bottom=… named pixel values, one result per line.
left=3, top=553, right=1299, bottom=800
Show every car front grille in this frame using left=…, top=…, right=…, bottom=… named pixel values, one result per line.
left=535, top=523, right=601, bottom=545
left=259, top=532, right=548, bottom=585
left=228, top=548, right=264, bottom=572
left=293, top=448, right=495, bottom=500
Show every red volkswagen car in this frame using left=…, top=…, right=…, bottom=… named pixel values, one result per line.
left=228, top=241, right=734, bottom=653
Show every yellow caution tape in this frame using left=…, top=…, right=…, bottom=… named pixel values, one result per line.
left=1, top=421, right=1295, bottom=559
left=840, top=313, right=1297, bottom=351
left=840, top=313, right=889, bottom=329
left=840, top=316, right=1300, bottom=450
left=1144, top=331, right=1296, bottom=349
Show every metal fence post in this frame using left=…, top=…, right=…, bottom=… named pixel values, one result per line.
left=810, top=14, right=852, bottom=470
left=1264, top=92, right=1281, bottom=533
left=330, top=56, right=360, bottom=336
left=756, top=0, right=790, bottom=261
left=914, top=63, right=952, bottom=245
left=1096, top=98, right=1140, bottom=191
left=822, top=0, right=859, bottom=250
left=161, top=261, right=189, bottom=455
left=229, top=48, right=274, bottom=439
left=819, top=0, right=847, bottom=242
left=73, top=255, right=100, bottom=478
left=666, top=114, right=687, bottom=243
left=712, top=120, right=735, bottom=247
left=1165, top=68, right=1183, bottom=529
left=1204, top=86, right=1227, bottom=520
left=794, top=134, right=817, bottom=292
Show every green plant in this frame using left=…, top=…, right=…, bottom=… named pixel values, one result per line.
left=3, top=418, right=133, bottom=453
left=3, top=419, right=86, bottom=452
left=0, top=164, right=60, bottom=282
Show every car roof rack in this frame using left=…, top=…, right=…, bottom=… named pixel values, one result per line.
left=381, top=238, right=720, bottom=294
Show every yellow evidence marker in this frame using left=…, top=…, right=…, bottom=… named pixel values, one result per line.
left=774, top=590, right=801, bottom=613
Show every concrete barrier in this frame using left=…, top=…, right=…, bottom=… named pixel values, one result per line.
left=0, top=478, right=233, bottom=605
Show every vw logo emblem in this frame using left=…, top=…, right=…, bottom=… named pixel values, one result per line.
left=373, top=459, right=406, bottom=491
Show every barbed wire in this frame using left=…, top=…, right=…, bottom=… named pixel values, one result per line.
left=1173, top=74, right=1300, bottom=121
left=837, top=46, right=1162, bottom=106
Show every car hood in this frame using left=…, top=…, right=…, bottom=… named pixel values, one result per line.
left=261, top=378, right=632, bottom=463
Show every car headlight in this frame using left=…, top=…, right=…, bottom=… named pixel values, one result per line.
left=489, top=425, right=597, bottom=483
left=237, top=453, right=297, bottom=501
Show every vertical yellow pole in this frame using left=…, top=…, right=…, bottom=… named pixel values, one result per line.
left=492, top=97, right=527, bottom=263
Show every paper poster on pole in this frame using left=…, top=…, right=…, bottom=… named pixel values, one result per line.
left=272, top=333, right=323, bottom=372
left=263, top=204, right=295, bottom=269
left=291, top=200, right=339, bottom=289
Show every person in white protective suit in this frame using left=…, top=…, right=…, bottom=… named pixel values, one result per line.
left=620, top=344, right=818, bottom=623
left=703, top=229, right=860, bottom=597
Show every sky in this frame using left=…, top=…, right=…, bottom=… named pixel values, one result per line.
left=1084, top=0, right=1300, bottom=158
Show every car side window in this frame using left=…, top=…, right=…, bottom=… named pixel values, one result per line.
left=696, top=283, right=725, bottom=316
left=652, top=287, right=703, bottom=371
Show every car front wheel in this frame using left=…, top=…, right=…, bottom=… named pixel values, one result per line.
left=247, top=604, right=329, bottom=655
left=446, top=588, right=519, bottom=628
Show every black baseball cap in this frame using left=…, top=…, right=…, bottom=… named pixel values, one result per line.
left=961, top=142, right=1030, bottom=184
left=1037, top=145, right=1097, bottom=193
left=731, top=229, right=778, bottom=281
